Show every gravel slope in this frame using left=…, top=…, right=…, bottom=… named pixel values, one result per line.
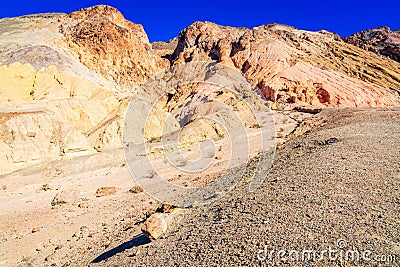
left=89, top=108, right=400, bottom=267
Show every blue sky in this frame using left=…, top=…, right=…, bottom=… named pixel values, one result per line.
left=1, top=0, right=399, bottom=42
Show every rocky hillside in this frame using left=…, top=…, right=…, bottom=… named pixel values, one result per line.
left=60, top=5, right=167, bottom=90
left=344, top=26, right=400, bottom=63
left=1, top=5, right=400, bottom=175
left=0, top=5, right=163, bottom=174
left=169, top=22, right=400, bottom=107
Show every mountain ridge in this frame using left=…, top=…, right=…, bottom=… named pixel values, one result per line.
left=0, top=5, right=399, bottom=175
left=344, top=26, right=400, bottom=63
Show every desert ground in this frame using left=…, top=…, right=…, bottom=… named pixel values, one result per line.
left=0, top=107, right=399, bottom=266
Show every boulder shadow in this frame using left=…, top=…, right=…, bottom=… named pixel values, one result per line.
left=91, top=234, right=149, bottom=263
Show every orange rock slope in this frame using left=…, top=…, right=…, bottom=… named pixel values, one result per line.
left=170, top=22, right=400, bottom=107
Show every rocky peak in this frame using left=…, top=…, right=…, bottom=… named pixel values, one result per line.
left=172, top=21, right=250, bottom=66
left=344, top=26, right=400, bottom=62
left=68, top=5, right=125, bottom=21
left=66, top=5, right=148, bottom=42
left=60, top=5, right=160, bottom=91
left=1, top=5, right=400, bottom=176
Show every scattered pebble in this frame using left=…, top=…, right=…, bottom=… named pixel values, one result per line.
left=78, top=202, right=89, bottom=208
left=293, top=106, right=322, bottom=114
left=325, top=137, right=338, bottom=145
left=129, top=186, right=143, bottom=194
left=95, top=186, right=117, bottom=197
left=44, top=252, right=55, bottom=262
left=41, top=184, right=50, bottom=191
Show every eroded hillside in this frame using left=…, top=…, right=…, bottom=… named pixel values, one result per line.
left=0, top=5, right=161, bottom=174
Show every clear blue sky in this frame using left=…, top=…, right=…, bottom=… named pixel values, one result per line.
left=1, top=0, right=399, bottom=42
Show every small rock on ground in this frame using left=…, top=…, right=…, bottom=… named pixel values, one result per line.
left=95, top=186, right=117, bottom=197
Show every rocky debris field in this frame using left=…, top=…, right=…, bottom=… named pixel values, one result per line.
left=90, top=107, right=400, bottom=267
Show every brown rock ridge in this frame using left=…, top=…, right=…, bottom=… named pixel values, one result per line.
left=60, top=5, right=166, bottom=91
left=170, top=22, right=400, bottom=107
left=344, top=26, right=400, bottom=63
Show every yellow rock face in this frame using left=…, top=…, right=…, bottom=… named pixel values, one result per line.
left=0, top=63, right=36, bottom=104
left=0, top=111, right=95, bottom=174
left=0, top=63, right=117, bottom=106
left=0, top=63, right=122, bottom=174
